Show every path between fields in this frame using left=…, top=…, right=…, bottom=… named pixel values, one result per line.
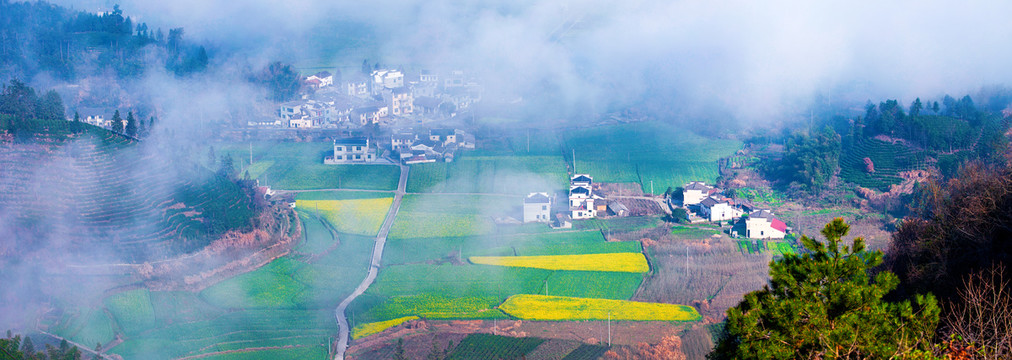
left=334, top=164, right=408, bottom=360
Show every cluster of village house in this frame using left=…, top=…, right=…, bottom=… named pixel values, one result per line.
left=522, top=174, right=631, bottom=228
left=64, top=68, right=481, bottom=132
left=325, top=127, right=475, bottom=164
left=522, top=177, right=787, bottom=240
left=682, top=181, right=787, bottom=239
left=266, top=68, right=482, bottom=129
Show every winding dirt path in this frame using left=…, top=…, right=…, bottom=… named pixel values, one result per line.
left=334, top=164, right=408, bottom=360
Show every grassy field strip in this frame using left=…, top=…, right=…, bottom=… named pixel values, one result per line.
left=295, top=197, right=393, bottom=236
left=498, top=294, right=702, bottom=321
left=469, top=253, right=649, bottom=273
left=351, top=316, right=419, bottom=339
left=447, top=334, right=545, bottom=360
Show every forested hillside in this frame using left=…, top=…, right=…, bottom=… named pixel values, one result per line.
left=0, top=0, right=208, bottom=81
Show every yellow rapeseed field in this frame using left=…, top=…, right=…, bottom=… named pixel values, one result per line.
left=351, top=316, right=419, bottom=339
left=468, top=253, right=649, bottom=273
left=296, top=198, right=392, bottom=236
left=498, top=294, right=701, bottom=321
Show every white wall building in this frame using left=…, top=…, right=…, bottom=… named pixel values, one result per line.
left=746, top=210, right=787, bottom=239
left=682, top=181, right=713, bottom=205
left=523, top=192, right=552, bottom=223
left=699, top=197, right=742, bottom=222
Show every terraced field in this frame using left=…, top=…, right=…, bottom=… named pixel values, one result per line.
left=41, top=208, right=377, bottom=360
left=0, top=131, right=258, bottom=261
left=839, top=138, right=928, bottom=191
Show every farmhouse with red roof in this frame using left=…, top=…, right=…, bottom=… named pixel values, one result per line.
left=745, top=210, right=787, bottom=239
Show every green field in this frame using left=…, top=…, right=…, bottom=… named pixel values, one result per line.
left=737, top=240, right=796, bottom=256
left=105, top=289, right=157, bottom=335
left=406, top=155, right=569, bottom=194
left=383, top=229, right=639, bottom=266
left=562, top=122, right=742, bottom=194
left=387, top=194, right=518, bottom=239
left=447, top=334, right=546, bottom=360
left=210, top=141, right=400, bottom=190
left=671, top=226, right=721, bottom=238
left=295, top=191, right=393, bottom=236
left=54, top=211, right=378, bottom=360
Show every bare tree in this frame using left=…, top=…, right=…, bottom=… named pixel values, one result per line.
left=946, top=264, right=1012, bottom=359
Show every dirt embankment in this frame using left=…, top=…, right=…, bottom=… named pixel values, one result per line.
left=135, top=204, right=301, bottom=292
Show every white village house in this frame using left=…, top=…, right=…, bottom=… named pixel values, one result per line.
left=682, top=181, right=714, bottom=205
left=746, top=210, right=787, bottom=239
left=699, top=196, right=742, bottom=222
left=326, top=137, right=376, bottom=164
left=569, top=174, right=597, bottom=219
left=523, top=192, right=552, bottom=223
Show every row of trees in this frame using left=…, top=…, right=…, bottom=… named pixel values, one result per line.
left=0, top=331, right=98, bottom=360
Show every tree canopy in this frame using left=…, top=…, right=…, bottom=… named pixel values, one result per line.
left=711, top=218, right=939, bottom=359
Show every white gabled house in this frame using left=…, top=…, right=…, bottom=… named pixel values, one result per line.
left=568, top=174, right=597, bottom=219
left=746, top=210, right=787, bottom=239
left=326, top=137, right=376, bottom=164
left=523, top=192, right=552, bottom=223
left=682, top=181, right=714, bottom=206
left=699, top=196, right=743, bottom=222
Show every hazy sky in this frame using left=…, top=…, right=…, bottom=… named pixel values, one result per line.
left=50, top=0, right=1012, bottom=122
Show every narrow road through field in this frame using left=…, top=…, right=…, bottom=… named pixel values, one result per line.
left=334, top=164, right=408, bottom=360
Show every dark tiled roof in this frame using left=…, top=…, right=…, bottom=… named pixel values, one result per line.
left=571, top=174, right=592, bottom=183
left=684, top=181, right=710, bottom=191
left=750, top=210, right=775, bottom=219
left=334, top=137, right=368, bottom=146
left=570, top=186, right=591, bottom=195
left=700, top=197, right=725, bottom=207
left=430, top=128, right=455, bottom=136
left=315, top=71, right=332, bottom=78
left=525, top=193, right=551, bottom=204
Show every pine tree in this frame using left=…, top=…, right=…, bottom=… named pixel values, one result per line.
left=73, top=111, right=80, bottom=122
left=910, top=97, right=922, bottom=117
left=218, top=154, right=235, bottom=179
left=110, top=110, right=122, bottom=132
left=710, top=218, right=940, bottom=359
left=20, top=336, right=34, bottom=356
left=125, top=111, right=137, bottom=137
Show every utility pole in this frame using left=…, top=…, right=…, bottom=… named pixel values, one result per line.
left=572, top=149, right=577, bottom=174
left=650, top=180, right=654, bottom=195
left=685, top=245, right=689, bottom=275
left=249, top=142, right=253, bottom=166
left=608, top=312, right=612, bottom=347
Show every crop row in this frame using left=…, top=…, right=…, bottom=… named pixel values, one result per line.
left=498, top=294, right=702, bottom=321
left=469, top=253, right=650, bottom=273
